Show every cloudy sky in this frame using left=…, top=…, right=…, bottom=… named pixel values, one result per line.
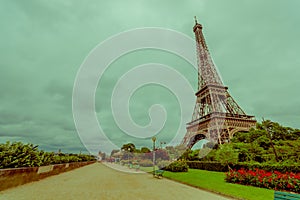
left=1, top=0, right=299, bottom=154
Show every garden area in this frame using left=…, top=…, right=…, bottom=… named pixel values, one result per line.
left=108, top=120, right=300, bottom=199
left=181, top=120, right=300, bottom=194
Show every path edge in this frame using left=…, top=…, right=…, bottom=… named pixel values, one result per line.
left=0, top=161, right=96, bottom=191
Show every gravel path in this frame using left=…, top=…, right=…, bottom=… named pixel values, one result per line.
left=0, top=163, right=231, bottom=200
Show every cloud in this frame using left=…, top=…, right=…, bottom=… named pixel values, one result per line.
left=0, top=0, right=299, bottom=154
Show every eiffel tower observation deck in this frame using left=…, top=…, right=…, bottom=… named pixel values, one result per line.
left=182, top=17, right=256, bottom=148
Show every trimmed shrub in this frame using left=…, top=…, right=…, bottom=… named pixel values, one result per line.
left=186, top=161, right=300, bottom=173
left=187, top=161, right=228, bottom=172
left=165, top=160, right=188, bottom=172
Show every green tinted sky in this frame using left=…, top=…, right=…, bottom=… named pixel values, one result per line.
left=0, top=0, right=299, bottom=153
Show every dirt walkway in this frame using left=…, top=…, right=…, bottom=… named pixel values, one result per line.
left=0, top=163, right=231, bottom=200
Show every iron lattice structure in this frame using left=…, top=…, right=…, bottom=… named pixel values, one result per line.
left=181, top=18, right=256, bottom=148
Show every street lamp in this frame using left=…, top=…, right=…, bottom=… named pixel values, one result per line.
left=152, top=137, right=156, bottom=177
left=128, top=147, right=131, bottom=167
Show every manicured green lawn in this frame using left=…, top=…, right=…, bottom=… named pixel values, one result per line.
left=163, top=169, right=274, bottom=200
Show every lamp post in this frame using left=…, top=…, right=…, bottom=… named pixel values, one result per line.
left=152, top=137, right=156, bottom=177
left=128, top=147, right=130, bottom=167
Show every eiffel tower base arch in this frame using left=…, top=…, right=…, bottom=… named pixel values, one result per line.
left=182, top=115, right=256, bottom=148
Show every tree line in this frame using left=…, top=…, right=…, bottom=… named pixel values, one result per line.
left=0, top=141, right=96, bottom=169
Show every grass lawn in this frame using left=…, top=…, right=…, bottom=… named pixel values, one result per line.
left=139, top=166, right=158, bottom=173
left=163, top=169, right=274, bottom=200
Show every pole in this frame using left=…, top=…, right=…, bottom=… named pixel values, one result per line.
left=152, top=137, right=156, bottom=177
left=128, top=148, right=130, bottom=167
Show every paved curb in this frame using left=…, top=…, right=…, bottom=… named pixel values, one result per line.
left=0, top=161, right=95, bottom=191
left=102, top=162, right=145, bottom=174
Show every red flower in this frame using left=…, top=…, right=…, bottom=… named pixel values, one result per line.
left=225, top=167, right=300, bottom=193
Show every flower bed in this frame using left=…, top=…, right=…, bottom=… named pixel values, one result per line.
left=225, top=168, right=300, bottom=193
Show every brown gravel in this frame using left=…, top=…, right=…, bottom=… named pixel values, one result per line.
left=0, top=163, right=230, bottom=200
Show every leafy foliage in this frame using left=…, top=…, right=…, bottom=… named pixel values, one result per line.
left=140, top=147, right=150, bottom=153
left=121, top=143, right=136, bottom=152
left=184, top=120, right=300, bottom=181
left=0, top=142, right=41, bottom=168
left=187, top=121, right=300, bottom=165
left=0, top=141, right=96, bottom=169
left=110, top=149, right=120, bottom=157
left=164, top=160, right=188, bottom=172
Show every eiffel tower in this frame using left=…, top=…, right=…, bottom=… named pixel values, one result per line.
left=181, top=17, right=256, bottom=148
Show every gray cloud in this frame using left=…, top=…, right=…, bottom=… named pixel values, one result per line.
left=0, top=0, right=299, bottom=154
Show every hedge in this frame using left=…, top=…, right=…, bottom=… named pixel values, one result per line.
left=164, top=161, right=188, bottom=172
left=186, top=161, right=300, bottom=173
left=187, top=161, right=228, bottom=172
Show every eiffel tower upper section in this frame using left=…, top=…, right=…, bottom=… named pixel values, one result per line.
left=193, top=17, right=223, bottom=90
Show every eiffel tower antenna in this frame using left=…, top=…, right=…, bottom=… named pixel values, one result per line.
left=181, top=18, right=256, bottom=148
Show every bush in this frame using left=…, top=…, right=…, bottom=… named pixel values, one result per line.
left=0, top=141, right=96, bottom=169
left=187, top=161, right=228, bottom=172
left=0, top=142, right=42, bottom=168
left=186, top=161, right=300, bottom=173
left=165, top=160, right=188, bottom=172
left=139, top=159, right=153, bottom=167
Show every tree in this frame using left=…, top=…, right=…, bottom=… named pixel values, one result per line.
left=262, top=119, right=279, bottom=162
left=155, top=149, right=170, bottom=160
left=110, top=149, right=119, bottom=157
left=121, top=143, right=136, bottom=152
left=215, top=144, right=238, bottom=164
left=199, top=120, right=300, bottom=164
left=173, top=145, right=187, bottom=159
left=98, top=151, right=106, bottom=160
left=198, top=148, right=213, bottom=160
left=203, top=141, right=219, bottom=149
left=179, top=149, right=201, bottom=161
left=141, top=147, right=150, bottom=153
